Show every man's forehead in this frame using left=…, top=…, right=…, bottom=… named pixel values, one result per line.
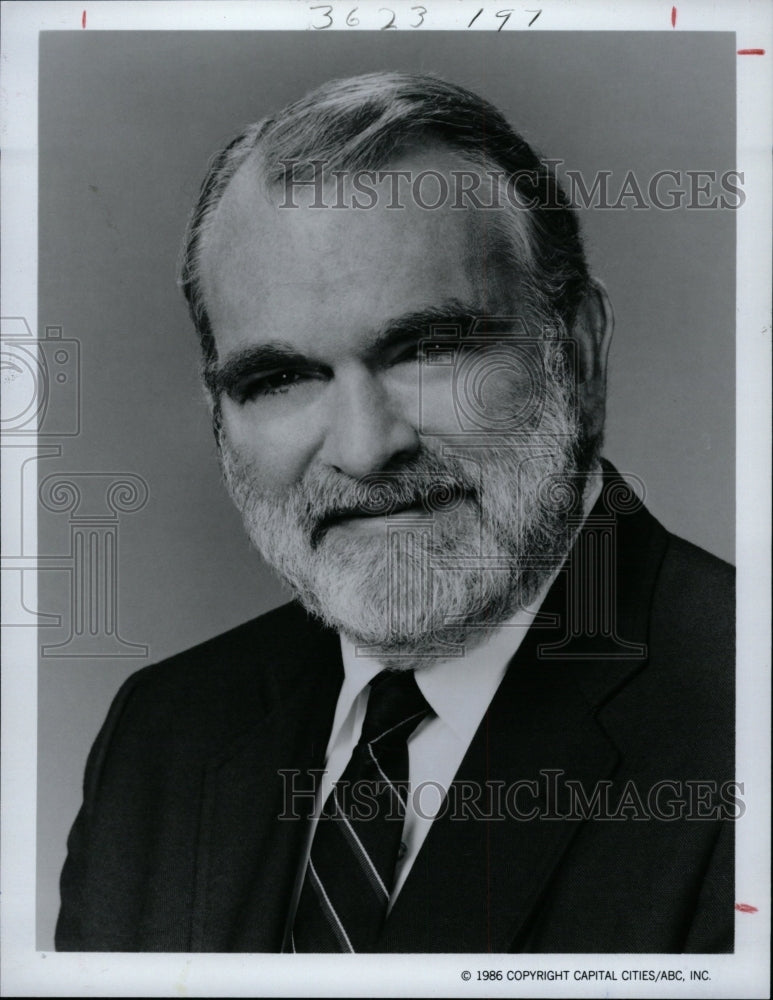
left=198, top=145, right=526, bottom=353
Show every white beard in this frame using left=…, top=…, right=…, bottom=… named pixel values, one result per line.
left=219, top=348, right=590, bottom=667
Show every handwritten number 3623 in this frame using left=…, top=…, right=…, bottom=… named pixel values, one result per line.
left=310, top=6, right=428, bottom=29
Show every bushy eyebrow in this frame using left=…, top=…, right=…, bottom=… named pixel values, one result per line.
left=205, top=297, right=484, bottom=399
left=365, top=300, right=480, bottom=358
left=204, top=342, right=316, bottom=398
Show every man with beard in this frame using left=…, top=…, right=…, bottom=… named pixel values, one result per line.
left=56, top=72, right=735, bottom=954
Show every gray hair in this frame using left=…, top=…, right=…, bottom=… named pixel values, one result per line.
left=179, top=71, right=590, bottom=372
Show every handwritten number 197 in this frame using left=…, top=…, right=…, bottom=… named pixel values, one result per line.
left=467, top=8, right=541, bottom=28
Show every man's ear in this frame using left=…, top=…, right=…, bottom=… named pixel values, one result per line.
left=571, top=278, right=614, bottom=441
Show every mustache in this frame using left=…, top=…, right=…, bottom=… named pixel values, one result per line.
left=289, top=459, right=481, bottom=548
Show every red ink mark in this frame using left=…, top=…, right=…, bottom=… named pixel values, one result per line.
left=671, top=6, right=676, bottom=28
left=735, top=902, right=758, bottom=913
left=737, top=49, right=765, bottom=55
left=81, top=10, right=86, bottom=28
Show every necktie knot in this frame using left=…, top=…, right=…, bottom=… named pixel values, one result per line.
left=358, top=669, right=432, bottom=748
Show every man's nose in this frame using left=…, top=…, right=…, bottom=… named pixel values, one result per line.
left=318, top=369, right=419, bottom=479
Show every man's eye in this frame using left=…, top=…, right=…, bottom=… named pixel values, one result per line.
left=238, top=370, right=310, bottom=401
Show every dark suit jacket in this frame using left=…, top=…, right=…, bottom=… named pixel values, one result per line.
left=56, top=467, right=735, bottom=952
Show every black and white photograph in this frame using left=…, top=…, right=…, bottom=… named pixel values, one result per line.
left=1, top=1, right=770, bottom=996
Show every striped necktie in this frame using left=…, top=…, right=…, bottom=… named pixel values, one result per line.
left=291, top=669, right=433, bottom=953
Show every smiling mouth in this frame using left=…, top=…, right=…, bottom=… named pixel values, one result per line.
left=314, top=501, right=426, bottom=540
left=310, top=490, right=475, bottom=548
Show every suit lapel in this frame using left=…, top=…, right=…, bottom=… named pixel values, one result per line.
left=380, top=466, right=669, bottom=952
left=190, top=615, right=343, bottom=951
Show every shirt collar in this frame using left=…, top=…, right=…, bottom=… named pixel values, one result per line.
left=337, top=586, right=550, bottom=744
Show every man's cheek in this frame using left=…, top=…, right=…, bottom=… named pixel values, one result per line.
left=220, top=410, right=315, bottom=494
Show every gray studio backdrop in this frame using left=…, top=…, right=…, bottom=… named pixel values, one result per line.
left=37, top=31, right=735, bottom=947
